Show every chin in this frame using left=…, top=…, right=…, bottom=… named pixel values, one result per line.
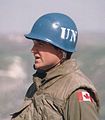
left=34, top=64, right=43, bottom=70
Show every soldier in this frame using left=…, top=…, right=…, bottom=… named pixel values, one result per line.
left=11, top=13, right=100, bottom=120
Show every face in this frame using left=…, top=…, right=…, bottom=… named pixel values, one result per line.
left=31, top=40, right=63, bottom=70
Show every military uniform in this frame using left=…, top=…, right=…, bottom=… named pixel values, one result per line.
left=11, top=59, right=100, bottom=120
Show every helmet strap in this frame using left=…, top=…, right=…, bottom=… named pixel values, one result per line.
left=60, top=51, right=67, bottom=64
left=62, top=51, right=67, bottom=60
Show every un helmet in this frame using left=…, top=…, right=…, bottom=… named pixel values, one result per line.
left=25, top=13, right=78, bottom=52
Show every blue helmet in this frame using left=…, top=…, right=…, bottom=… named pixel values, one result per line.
left=25, top=13, right=78, bottom=52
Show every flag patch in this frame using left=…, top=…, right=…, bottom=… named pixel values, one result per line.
left=77, top=91, right=93, bottom=102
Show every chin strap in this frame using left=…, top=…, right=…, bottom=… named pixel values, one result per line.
left=59, top=51, right=67, bottom=64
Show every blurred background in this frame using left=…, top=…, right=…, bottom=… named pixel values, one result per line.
left=0, top=0, right=105, bottom=120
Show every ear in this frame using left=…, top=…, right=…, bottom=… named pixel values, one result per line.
left=57, top=49, right=63, bottom=58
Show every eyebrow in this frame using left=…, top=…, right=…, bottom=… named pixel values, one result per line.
left=33, top=40, right=50, bottom=45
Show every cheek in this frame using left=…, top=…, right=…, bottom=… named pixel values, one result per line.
left=42, top=53, right=52, bottom=62
left=43, top=52, right=59, bottom=64
left=40, top=52, right=50, bottom=62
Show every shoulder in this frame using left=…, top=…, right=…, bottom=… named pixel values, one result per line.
left=68, top=89, right=99, bottom=111
left=64, top=89, right=100, bottom=120
left=71, top=89, right=93, bottom=103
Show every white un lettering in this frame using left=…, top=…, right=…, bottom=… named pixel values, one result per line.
left=60, top=27, right=77, bottom=42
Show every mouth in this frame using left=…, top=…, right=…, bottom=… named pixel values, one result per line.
left=35, top=56, right=40, bottom=59
left=34, top=55, right=41, bottom=63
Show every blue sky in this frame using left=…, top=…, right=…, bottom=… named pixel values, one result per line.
left=0, top=0, right=105, bottom=34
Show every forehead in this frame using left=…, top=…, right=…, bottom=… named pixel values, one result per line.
left=32, top=40, right=54, bottom=48
left=33, top=40, right=46, bottom=44
left=32, top=40, right=60, bottom=50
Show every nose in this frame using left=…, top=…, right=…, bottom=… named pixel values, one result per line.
left=31, top=45, right=36, bottom=53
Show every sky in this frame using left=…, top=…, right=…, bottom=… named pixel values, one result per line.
left=0, top=0, right=105, bottom=34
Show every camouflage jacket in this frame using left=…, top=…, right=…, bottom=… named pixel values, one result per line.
left=11, top=59, right=100, bottom=120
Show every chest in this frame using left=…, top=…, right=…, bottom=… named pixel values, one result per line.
left=32, top=91, right=65, bottom=120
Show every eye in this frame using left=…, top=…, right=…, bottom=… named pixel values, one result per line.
left=33, top=41, right=47, bottom=48
left=38, top=41, right=47, bottom=47
left=39, top=42, right=44, bottom=46
left=34, top=41, right=44, bottom=47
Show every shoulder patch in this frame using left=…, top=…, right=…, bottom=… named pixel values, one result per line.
left=77, top=91, right=93, bottom=102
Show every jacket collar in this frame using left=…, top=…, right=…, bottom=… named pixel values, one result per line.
left=33, top=59, right=78, bottom=89
left=46, top=59, right=78, bottom=79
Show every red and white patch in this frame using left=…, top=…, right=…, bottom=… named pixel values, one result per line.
left=77, top=91, right=93, bottom=102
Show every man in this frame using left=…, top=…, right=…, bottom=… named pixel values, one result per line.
left=11, top=13, right=100, bottom=120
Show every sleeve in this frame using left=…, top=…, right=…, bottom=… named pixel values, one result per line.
left=11, top=100, right=34, bottom=120
left=64, top=89, right=100, bottom=120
